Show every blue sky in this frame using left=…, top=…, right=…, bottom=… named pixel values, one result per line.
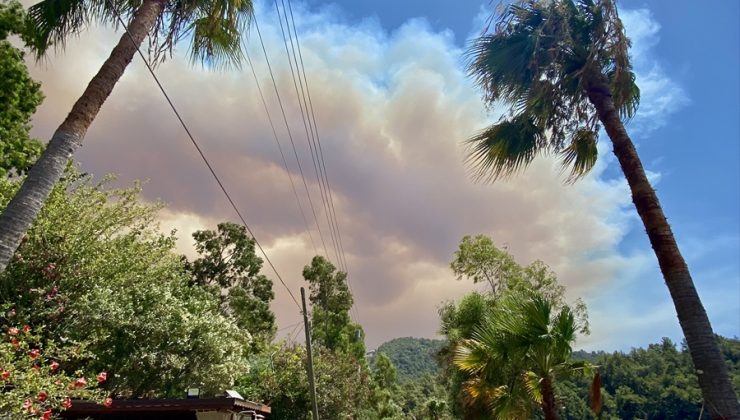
left=27, top=0, right=739, bottom=350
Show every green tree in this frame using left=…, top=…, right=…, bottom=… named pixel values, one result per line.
left=239, top=343, right=375, bottom=420
left=373, top=353, right=398, bottom=391
left=0, top=0, right=255, bottom=272
left=0, top=168, right=251, bottom=398
left=464, top=1, right=737, bottom=415
left=451, top=235, right=519, bottom=294
left=0, top=0, right=43, bottom=178
left=453, top=291, right=592, bottom=420
left=187, top=222, right=276, bottom=351
left=303, top=256, right=365, bottom=359
left=439, top=235, right=589, bottom=418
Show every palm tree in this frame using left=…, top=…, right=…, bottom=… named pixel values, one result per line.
left=454, top=292, right=590, bottom=420
left=463, top=1, right=739, bottom=417
left=0, top=0, right=253, bottom=272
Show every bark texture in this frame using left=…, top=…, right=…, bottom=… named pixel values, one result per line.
left=0, top=0, right=165, bottom=272
left=586, top=77, right=740, bottom=419
left=540, top=375, right=559, bottom=420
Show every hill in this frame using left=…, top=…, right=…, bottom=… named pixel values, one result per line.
left=371, top=337, right=445, bottom=382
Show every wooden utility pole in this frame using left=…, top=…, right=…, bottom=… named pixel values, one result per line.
left=301, top=287, right=320, bottom=420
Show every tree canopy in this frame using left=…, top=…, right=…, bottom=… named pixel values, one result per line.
left=0, top=169, right=252, bottom=398
left=0, top=0, right=43, bottom=178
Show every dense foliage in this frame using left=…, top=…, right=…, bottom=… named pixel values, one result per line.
left=186, top=222, right=276, bottom=351
left=303, top=256, right=365, bottom=359
left=0, top=170, right=252, bottom=399
left=0, top=0, right=43, bottom=178
left=239, top=343, right=375, bottom=420
left=373, top=337, right=444, bottom=382
left=557, top=336, right=740, bottom=419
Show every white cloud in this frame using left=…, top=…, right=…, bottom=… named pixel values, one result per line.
left=621, top=8, right=690, bottom=136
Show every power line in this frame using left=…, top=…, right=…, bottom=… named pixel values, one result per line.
left=283, top=0, right=359, bottom=322
left=252, top=17, right=333, bottom=263
left=243, top=47, right=318, bottom=256
left=110, top=8, right=301, bottom=311
left=273, top=0, right=343, bottom=270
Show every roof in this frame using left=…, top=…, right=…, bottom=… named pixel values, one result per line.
left=61, top=397, right=271, bottom=419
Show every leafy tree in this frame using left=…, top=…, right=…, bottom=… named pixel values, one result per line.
left=0, top=0, right=43, bottom=178
left=0, top=0, right=255, bottom=272
left=464, top=1, right=737, bottom=414
left=451, top=235, right=519, bottom=294
left=303, top=256, right=365, bottom=359
left=453, top=291, right=592, bottom=420
left=239, top=343, right=375, bottom=420
left=373, top=353, right=398, bottom=391
left=0, top=168, right=251, bottom=398
left=187, top=222, right=276, bottom=351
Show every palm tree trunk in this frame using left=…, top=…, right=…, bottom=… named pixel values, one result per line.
left=586, top=77, right=740, bottom=419
left=540, top=375, right=559, bottom=420
left=0, top=0, right=165, bottom=272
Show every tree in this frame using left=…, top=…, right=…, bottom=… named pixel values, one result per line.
left=453, top=291, right=592, bottom=420
left=0, top=0, right=43, bottom=178
left=451, top=235, right=519, bottom=294
left=187, top=222, right=276, bottom=351
left=464, top=1, right=738, bottom=415
left=302, top=256, right=365, bottom=359
left=440, top=235, right=589, bottom=418
left=0, top=168, right=251, bottom=398
left=0, top=0, right=255, bottom=272
left=239, top=343, right=375, bottom=420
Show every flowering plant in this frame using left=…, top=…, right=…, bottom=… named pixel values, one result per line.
left=0, top=320, right=108, bottom=419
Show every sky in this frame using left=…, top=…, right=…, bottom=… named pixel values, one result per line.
left=23, top=0, right=739, bottom=351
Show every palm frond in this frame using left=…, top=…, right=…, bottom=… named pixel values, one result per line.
left=185, top=0, right=252, bottom=68
left=465, top=115, right=545, bottom=183
left=26, top=0, right=92, bottom=55
left=560, top=129, right=598, bottom=182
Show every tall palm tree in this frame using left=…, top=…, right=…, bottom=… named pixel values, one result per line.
left=454, top=292, right=590, bottom=420
left=463, top=1, right=739, bottom=417
left=0, top=0, right=253, bottom=272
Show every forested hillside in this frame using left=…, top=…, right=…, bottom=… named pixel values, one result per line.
left=372, top=335, right=739, bottom=419
left=372, top=337, right=445, bottom=382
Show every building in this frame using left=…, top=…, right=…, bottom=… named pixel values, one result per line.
left=60, top=397, right=271, bottom=419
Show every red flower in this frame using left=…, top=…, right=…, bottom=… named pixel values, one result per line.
left=97, top=371, right=107, bottom=383
left=103, top=397, right=113, bottom=408
left=50, top=361, right=60, bottom=372
left=73, top=377, right=87, bottom=388
left=22, top=325, right=31, bottom=333
left=62, top=398, right=72, bottom=409
left=29, top=349, right=40, bottom=359
left=1, top=370, right=9, bottom=380
left=8, top=327, right=18, bottom=336
left=42, top=408, right=52, bottom=420
left=37, top=391, right=47, bottom=402
left=23, top=399, right=33, bottom=411
left=11, top=338, right=19, bottom=349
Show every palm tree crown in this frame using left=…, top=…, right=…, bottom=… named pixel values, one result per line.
left=26, top=0, right=253, bottom=67
left=454, top=291, right=590, bottom=419
left=466, top=0, right=637, bottom=182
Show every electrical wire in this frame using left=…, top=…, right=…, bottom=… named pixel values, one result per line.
left=110, top=7, right=301, bottom=311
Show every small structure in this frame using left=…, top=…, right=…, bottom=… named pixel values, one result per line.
left=61, top=397, right=271, bottom=419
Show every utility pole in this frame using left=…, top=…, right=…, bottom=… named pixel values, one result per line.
left=301, top=287, right=320, bottom=420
